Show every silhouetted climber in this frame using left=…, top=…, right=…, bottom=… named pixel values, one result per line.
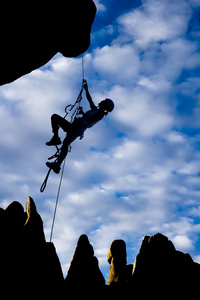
left=46, top=80, right=114, bottom=173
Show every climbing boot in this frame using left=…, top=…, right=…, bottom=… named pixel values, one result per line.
left=46, top=136, right=61, bottom=146
left=46, top=162, right=61, bottom=174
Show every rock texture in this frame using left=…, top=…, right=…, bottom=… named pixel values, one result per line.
left=0, top=0, right=96, bottom=85
left=0, top=198, right=200, bottom=299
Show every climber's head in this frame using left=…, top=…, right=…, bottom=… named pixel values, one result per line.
left=99, top=98, right=114, bottom=113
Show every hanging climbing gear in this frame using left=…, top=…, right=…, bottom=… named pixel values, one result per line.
left=40, top=55, right=85, bottom=193
left=41, top=54, right=88, bottom=242
left=40, top=83, right=83, bottom=193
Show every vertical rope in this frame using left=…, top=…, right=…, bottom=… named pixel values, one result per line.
left=49, top=53, right=85, bottom=242
left=82, top=53, right=84, bottom=82
left=49, top=157, right=66, bottom=242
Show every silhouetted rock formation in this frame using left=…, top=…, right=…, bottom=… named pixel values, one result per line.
left=23, top=196, right=46, bottom=244
left=107, top=239, right=133, bottom=285
left=0, top=0, right=96, bottom=85
left=65, top=234, right=105, bottom=295
left=132, top=233, right=200, bottom=299
left=0, top=197, right=63, bottom=299
left=0, top=198, right=200, bottom=299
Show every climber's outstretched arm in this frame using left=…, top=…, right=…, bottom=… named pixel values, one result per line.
left=83, top=80, right=97, bottom=110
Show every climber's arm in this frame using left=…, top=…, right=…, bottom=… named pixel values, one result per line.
left=83, top=80, right=97, bottom=110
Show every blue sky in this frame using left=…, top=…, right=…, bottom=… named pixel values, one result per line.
left=0, top=0, right=200, bottom=280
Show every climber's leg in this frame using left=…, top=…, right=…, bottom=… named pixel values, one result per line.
left=56, top=137, right=72, bottom=165
left=51, top=114, right=71, bottom=135
left=46, top=132, right=78, bottom=173
left=46, top=114, right=71, bottom=146
left=46, top=119, right=88, bottom=173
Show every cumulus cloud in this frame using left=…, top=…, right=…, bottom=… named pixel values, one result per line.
left=110, top=85, right=173, bottom=137
left=118, top=0, right=191, bottom=47
left=92, top=44, right=140, bottom=84
left=173, top=235, right=194, bottom=252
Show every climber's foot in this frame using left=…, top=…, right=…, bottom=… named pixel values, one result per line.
left=46, top=136, right=61, bottom=146
left=46, top=162, right=61, bottom=174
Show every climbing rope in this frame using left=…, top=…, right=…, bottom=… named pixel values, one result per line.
left=40, top=55, right=85, bottom=193
left=82, top=53, right=84, bottom=82
left=40, top=54, right=85, bottom=241
left=49, top=156, right=66, bottom=242
left=40, top=84, right=84, bottom=193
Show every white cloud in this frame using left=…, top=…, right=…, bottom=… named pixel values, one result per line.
left=110, top=85, right=173, bottom=137
left=93, top=0, right=106, bottom=12
left=118, top=0, right=191, bottom=47
left=92, top=44, right=140, bottom=83
left=189, top=206, right=200, bottom=218
left=158, top=39, right=199, bottom=81
left=91, top=24, right=114, bottom=42
left=172, top=235, right=194, bottom=252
